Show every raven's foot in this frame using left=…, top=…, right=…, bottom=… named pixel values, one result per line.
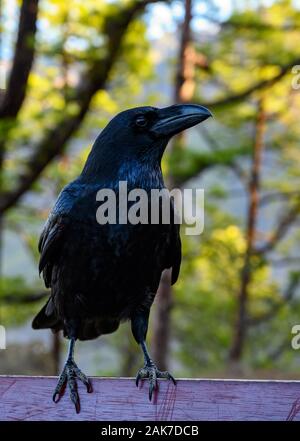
left=135, top=362, right=176, bottom=401
left=53, top=359, right=92, bottom=413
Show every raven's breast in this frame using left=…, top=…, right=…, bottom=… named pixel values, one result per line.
left=53, top=220, right=171, bottom=321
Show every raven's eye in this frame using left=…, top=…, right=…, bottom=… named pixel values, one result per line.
left=135, top=115, right=148, bottom=127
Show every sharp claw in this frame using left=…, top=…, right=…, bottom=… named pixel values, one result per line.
left=169, top=374, right=177, bottom=385
left=79, top=374, right=93, bottom=393
left=75, top=400, right=80, bottom=414
left=52, top=360, right=91, bottom=413
left=149, top=383, right=154, bottom=401
left=135, top=364, right=176, bottom=401
left=52, top=392, right=60, bottom=403
left=86, top=380, right=93, bottom=393
left=136, top=373, right=141, bottom=387
left=70, top=391, right=80, bottom=413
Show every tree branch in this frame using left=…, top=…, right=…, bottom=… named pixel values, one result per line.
left=222, top=19, right=300, bottom=32
left=1, top=291, right=47, bottom=304
left=197, top=58, right=300, bottom=109
left=259, top=190, right=300, bottom=207
left=198, top=124, right=249, bottom=185
left=247, top=273, right=300, bottom=326
left=0, top=0, right=39, bottom=118
left=269, top=256, right=300, bottom=267
left=255, top=199, right=300, bottom=255
left=0, top=0, right=163, bottom=214
left=229, top=99, right=265, bottom=361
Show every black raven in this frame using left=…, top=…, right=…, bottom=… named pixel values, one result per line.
left=32, top=104, right=211, bottom=412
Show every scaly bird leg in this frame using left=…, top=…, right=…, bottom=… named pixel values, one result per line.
left=135, top=341, right=176, bottom=401
left=52, top=338, right=92, bottom=413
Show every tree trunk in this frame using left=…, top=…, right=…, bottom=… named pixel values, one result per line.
left=152, top=269, right=173, bottom=370
left=51, top=332, right=61, bottom=375
left=229, top=99, right=266, bottom=362
left=174, top=0, right=193, bottom=103
left=151, top=0, right=194, bottom=370
left=121, top=326, right=139, bottom=376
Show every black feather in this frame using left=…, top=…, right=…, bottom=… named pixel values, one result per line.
left=32, top=105, right=211, bottom=340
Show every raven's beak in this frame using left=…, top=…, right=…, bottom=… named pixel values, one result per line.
left=151, top=104, right=212, bottom=138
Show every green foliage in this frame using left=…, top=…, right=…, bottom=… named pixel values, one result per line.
left=1, top=0, right=300, bottom=378
left=168, top=0, right=300, bottom=375
left=1, top=0, right=157, bottom=371
left=0, top=277, right=45, bottom=326
left=167, top=143, right=251, bottom=182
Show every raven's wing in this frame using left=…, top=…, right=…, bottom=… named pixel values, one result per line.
left=38, top=181, right=83, bottom=287
left=166, top=221, right=181, bottom=285
left=38, top=212, right=68, bottom=288
left=162, top=197, right=181, bottom=285
left=33, top=183, right=83, bottom=330
left=33, top=213, right=69, bottom=330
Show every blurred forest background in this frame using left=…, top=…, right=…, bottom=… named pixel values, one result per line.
left=1, top=0, right=300, bottom=379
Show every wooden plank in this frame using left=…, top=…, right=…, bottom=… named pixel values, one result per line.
left=1, top=376, right=300, bottom=421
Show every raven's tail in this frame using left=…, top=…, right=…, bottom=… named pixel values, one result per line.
left=32, top=299, right=62, bottom=331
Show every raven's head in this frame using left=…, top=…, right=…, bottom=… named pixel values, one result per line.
left=102, top=104, right=212, bottom=151
left=81, top=104, right=212, bottom=179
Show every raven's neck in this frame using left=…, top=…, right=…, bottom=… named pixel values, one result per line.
left=116, top=158, right=165, bottom=190
left=80, top=140, right=165, bottom=190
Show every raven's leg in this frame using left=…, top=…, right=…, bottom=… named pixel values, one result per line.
left=131, top=311, right=176, bottom=401
left=52, top=337, right=92, bottom=413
